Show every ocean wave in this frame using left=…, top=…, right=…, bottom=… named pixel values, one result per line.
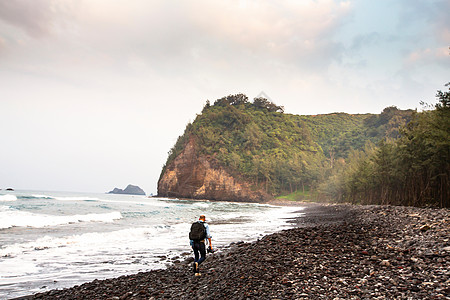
left=15, top=194, right=100, bottom=201
left=0, top=195, right=18, bottom=201
left=0, top=210, right=122, bottom=229
left=193, top=202, right=210, bottom=208
left=31, top=194, right=54, bottom=199
left=100, top=198, right=175, bottom=207
left=59, top=196, right=98, bottom=201
left=53, top=196, right=100, bottom=201
left=0, top=205, right=11, bottom=211
left=0, top=225, right=171, bottom=258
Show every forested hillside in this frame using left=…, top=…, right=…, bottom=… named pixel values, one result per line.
left=322, top=84, right=449, bottom=208
left=160, top=84, right=449, bottom=207
left=161, top=89, right=447, bottom=206
left=295, top=106, right=413, bottom=160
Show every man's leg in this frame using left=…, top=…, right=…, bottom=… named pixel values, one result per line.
left=193, top=242, right=200, bottom=273
left=193, top=243, right=200, bottom=262
left=197, top=242, right=207, bottom=265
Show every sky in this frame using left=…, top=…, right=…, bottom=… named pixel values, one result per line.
left=0, top=0, right=449, bottom=194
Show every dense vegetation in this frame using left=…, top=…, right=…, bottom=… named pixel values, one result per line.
left=165, top=94, right=325, bottom=195
left=323, top=84, right=449, bottom=208
left=162, top=85, right=449, bottom=207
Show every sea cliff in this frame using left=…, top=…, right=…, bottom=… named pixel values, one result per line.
left=158, top=139, right=271, bottom=202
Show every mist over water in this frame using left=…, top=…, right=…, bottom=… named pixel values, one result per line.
left=0, top=190, right=304, bottom=299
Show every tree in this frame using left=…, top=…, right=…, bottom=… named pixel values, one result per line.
left=213, top=94, right=249, bottom=106
left=253, top=97, right=284, bottom=113
left=332, top=83, right=450, bottom=207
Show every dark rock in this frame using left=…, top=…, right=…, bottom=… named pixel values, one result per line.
left=108, top=184, right=145, bottom=196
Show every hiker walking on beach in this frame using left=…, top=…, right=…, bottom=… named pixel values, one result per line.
left=189, top=215, right=212, bottom=276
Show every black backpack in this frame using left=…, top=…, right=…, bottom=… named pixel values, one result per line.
left=189, top=222, right=206, bottom=241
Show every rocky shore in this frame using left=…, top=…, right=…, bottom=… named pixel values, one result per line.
left=18, top=204, right=449, bottom=299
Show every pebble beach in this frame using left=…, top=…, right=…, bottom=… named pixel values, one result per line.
left=16, top=203, right=449, bottom=300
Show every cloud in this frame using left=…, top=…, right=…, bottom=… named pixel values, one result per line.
left=0, top=36, right=6, bottom=51
left=397, top=0, right=450, bottom=46
left=46, top=0, right=352, bottom=78
left=350, top=32, right=381, bottom=51
left=183, top=0, right=352, bottom=71
left=435, top=3, right=450, bottom=44
left=407, top=47, right=450, bottom=65
left=397, top=0, right=450, bottom=70
left=0, top=0, right=70, bottom=37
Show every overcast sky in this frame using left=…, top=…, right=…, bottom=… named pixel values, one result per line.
left=0, top=0, right=448, bottom=194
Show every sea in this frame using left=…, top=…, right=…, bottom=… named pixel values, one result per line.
left=0, top=190, right=304, bottom=299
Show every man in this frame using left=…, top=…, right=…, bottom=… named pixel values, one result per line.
left=190, top=215, right=212, bottom=276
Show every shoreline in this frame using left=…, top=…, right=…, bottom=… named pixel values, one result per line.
left=14, top=203, right=449, bottom=299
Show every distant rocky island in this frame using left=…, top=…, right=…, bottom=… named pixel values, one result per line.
left=108, top=184, right=145, bottom=196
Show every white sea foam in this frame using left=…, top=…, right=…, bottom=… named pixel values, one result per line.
left=98, top=198, right=175, bottom=207
left=0, top=225, right=171, bottom=258
left=52, top=196, right=100, bottom=201
left=24, top=194, right=100, bottom=201
left=0, top=195, right=17, bottom=202
left=193, top=202, right=210, bottom=208
left=0, top=210, right=122, bottom=229
left=0, top=205, right=10, bottom=211
left=153, top=197, right=179, bottom=201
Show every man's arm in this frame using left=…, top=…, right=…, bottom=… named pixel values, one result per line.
left=205, top=223, right=212, bottom=249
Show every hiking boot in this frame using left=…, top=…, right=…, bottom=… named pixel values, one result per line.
left=195, top=273, right=201, bottom=277
left=193, top=262, right=198, bottom=274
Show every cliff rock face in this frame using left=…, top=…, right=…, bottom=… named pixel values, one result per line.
left=108, top=184, right=146, bottom=196
left=158, top=139, right=271, bottom=202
